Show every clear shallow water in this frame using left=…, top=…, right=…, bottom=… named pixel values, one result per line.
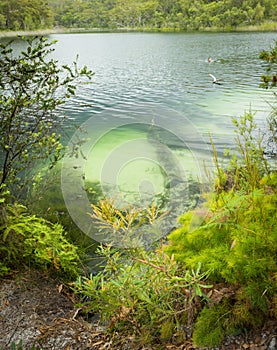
left=51, top=32, right=276, bottom=186
left=3, top=32, right=277, bottom=245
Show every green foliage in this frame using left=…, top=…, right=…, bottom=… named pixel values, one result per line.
left=167, top=175, right=277, bottom=344
left=193, top=302, right=234, bottom=347
left=1, top=0, right=276, bottom=32
left=0, top=36, right=93, bottom=199
left=91, top=197, right=167, bottom=230
left=0, top=262, right=9, bottom=277
left=169, top=183, right=276, bottom=280
left=213, top=110, right=270, bottom=193
left=63, top=0, right=276, bottom=31
left=0, top=194, right=80, bottom=279
left=89, top=197, right=169, bottom=246
left=259, top=40, right=277, bottom=159
left=0, top=0, right=53, bottom=31
left=74, top=245, right=212, bottom=346
left=4, top=340, right=41, bottom=350
left=73, top=105, right=276, bottom=347
left=259, top=40, right=277, bottom=88
left=166, top=110, right=277, bottom=345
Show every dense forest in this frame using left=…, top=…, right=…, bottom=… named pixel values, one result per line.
left=0, top=0, right=277, bottom=32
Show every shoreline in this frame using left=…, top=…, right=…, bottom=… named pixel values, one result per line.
left=0, top=24, right=277, bottom=38
left=0, top=28, right=72, bottom=38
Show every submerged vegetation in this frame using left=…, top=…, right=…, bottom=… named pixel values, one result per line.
left=0, top=37, right=277, bottom=348
left=73, top=111, right=277, bottom=347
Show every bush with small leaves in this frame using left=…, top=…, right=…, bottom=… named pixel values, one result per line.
left=0, top=36, right=93, bottom=199
left=74, top=244, right=213, bottom=346
left=0, top=196, right=80, bottom=279
left=166, top=112, right=277, bottom=346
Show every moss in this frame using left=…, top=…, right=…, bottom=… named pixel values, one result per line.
left=160, top=320, right=175, bottom=342
left=193, top=303, right=232, bottom=347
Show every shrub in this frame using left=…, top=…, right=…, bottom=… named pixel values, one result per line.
left=165, top=111, right=277, bottom=346
left=166, top=179, right=277, bottom=345
left=74, top=245, right=212, bottom=346
left=0, top=36, right=92, bottom=199
left=72, top=108, right=277, bottom=347
left=259, top=40, right=277, bottom=89
left=0, top=199, right=80, bottom=279
left=89, top=197, right=169, bottom=247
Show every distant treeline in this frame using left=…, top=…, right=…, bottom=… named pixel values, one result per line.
left=0, top=0, right=277, bottom=32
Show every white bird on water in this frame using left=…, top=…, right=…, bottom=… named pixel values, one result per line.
left=209, top=73, right=222, bottom=85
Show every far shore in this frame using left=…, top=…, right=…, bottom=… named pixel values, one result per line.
left=0, top=28, right=79, bottom=38
left=0, top=23, right=276, bottom=38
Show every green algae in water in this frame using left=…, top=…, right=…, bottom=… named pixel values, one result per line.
left=84, top=125, right=169, bottom=205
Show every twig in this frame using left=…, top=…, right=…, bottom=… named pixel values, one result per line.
left=131, top=257, right=171, bottom=277
left=72, top=307, right=82, bottom=320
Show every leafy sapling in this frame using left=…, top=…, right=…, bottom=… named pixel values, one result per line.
left=0, top=36, right=93, bottom=199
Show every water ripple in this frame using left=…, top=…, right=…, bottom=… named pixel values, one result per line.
left=44, top=31, right=277, bottom=151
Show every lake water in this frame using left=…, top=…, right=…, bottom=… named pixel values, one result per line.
left=48, top=32, right=277, bottom=158
left=4, top=32, right=277, bottom=246
left=49, top=32, right=276, bottom=132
